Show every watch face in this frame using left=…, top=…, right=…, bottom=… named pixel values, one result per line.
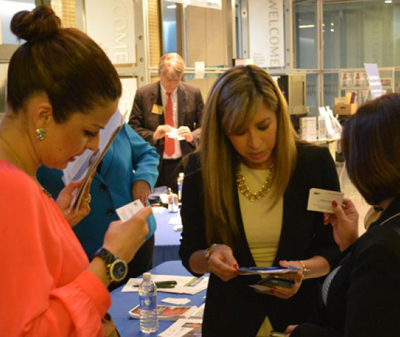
left=110, top=260, right=128, bottom=282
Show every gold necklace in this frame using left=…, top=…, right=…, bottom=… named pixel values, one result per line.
left=236, top=164, right=274, bottom=202
left=0, top=132, right=52, bottom=197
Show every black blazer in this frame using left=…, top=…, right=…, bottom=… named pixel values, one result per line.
left=180, top=144, right=341, bottom=336
left=129, top=81, right=204, bottom=161
left=292, top=195, right=400, bottom=337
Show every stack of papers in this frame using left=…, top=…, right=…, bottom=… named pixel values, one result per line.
left=122, top=275, right=209, bottom=295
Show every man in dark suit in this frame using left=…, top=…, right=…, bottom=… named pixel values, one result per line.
left=129, top=53, right=204, bottom=192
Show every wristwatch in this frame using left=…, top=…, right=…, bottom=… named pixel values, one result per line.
left=93, top=247, right=128, bottom=282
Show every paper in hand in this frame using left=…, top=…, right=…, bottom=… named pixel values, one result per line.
left=116, top=199, right=144, bottom=222
left=307, top=188, right=344, bottom=214
left=166, top=128, right=185, bottom=141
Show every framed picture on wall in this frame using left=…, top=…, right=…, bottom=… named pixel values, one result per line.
left=340, top=72, right=353, bottom=88
left=353, top=72, right=367, bottom=87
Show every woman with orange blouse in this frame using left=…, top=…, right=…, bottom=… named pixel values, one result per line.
left=0, top=6, right=150, bottom=336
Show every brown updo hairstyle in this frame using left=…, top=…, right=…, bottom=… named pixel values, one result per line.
left=342, top=93, right=400, bottom=205
left=7, top=6, right=121, bottom=123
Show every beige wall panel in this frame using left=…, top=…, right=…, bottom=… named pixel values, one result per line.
left=187, top=77, right=217, bottom=102
left=187, top=5, right=227, bottom=67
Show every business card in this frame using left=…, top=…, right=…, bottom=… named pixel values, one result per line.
left=307, top=188, right=344, bottom=214
left=116, top=199, right=144, bottom=221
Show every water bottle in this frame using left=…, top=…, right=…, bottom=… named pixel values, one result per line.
left=167, top=188, right=179, bottom=213
left=177, top=172, right=184, bottom=201
left=139, top=272, right=159, bottom=333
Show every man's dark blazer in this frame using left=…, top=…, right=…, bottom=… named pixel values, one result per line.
left=291, top=195, right=400, bottom=337
left=179, top=144, right=341, bottom=336
left=129, top=81, right=204, bottom=161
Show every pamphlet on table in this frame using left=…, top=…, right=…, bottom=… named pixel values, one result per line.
left=129, top=305, right=199, bottom=321
left=158, top=318, right=202, bottom=337
left=122, top=275, right=209, bottom=295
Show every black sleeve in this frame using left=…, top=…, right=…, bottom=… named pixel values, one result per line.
left=129, top=90, right=156, bottom=145
left=343, top=230, right=400, bottom=337
left=179, top=153, right=207, bottom=276
left=190, top=89, right=204, bottom=143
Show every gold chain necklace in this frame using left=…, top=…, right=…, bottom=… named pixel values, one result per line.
left=236, top=164, right=274, bottom=202
left=0, top=132, right=51, bottom=197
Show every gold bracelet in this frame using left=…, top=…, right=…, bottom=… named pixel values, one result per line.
left=298, top=260, right=307, bottom=278
left=204, top=244, right=218, bottom=261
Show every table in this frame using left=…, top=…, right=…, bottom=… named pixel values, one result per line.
left=153, top=209, right=182, bottom=266
left=109, top=260, right=206, bottom=336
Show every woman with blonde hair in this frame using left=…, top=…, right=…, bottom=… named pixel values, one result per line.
left=179, top=65, right=341, bottom=336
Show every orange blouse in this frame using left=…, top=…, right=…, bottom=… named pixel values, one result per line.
left=0, top=160, right=110, bottom=336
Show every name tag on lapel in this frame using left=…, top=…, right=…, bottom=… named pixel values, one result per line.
left=151, top=104, right=163, bottom=115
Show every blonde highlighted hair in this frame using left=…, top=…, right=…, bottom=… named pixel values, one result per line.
left=158, top=53, right=185, bottom=79
left=200, top=65, right=299, bottom=246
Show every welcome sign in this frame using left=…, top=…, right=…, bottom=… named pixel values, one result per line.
left=85, top=0, right=136, bottom=65
left=249, top=0, right=285, bottom=68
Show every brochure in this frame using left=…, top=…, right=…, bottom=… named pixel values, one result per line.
left=122, top=275, right=209, bottom=295
left=62, top=109, right=124, bottom=212
left=158, top=318, right=202, bottom=337
left=129, top=305, right=198, bottom=321
left=238, top=266, right=301, bottom=276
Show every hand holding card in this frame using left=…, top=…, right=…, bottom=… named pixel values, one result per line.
left=307, top=188, right=344, bottom=214
left=116, top=199, right=145, bottom=221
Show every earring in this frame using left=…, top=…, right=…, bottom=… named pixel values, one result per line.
left=35, top=128, right=46, bottom=140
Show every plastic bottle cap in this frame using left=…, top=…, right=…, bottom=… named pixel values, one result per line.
left=179, top=172, right=184, bottom=178
left=143, top=272, right=151, bottom=280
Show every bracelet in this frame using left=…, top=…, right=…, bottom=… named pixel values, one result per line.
left=204, top=244, right=218, bottom=261
left=298, top=260, right=308, bottom=278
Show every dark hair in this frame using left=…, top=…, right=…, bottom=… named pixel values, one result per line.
left=7, top=6, right=121, bottom=123
left=342, top=93, right=400, bottom=205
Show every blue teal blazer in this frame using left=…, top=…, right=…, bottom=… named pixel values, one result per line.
left=37, top=124, right=160, bottom=258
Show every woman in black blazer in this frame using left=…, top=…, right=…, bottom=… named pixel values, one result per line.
left=288, top=93, right=400, bottom=337
left=179, top=65, right=341, bottom=336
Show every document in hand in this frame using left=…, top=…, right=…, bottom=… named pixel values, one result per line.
left=129, top=305, right=199, bottom=321
left=62, top=109, right=124, bottom=212
left=238, top=266, right=301, bottom=276
left=122, top=275, right=209, bottom=295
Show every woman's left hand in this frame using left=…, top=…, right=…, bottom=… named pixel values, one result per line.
left=56, top=179, right=92, bottom=227
left=266, top=260, right=304, bottom=299
left=132, top=180, right=151, bottom=206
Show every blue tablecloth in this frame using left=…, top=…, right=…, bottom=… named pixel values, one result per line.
left=109, top=260, right=206, bottom=336
left=153, top=209, right=182, bottom=266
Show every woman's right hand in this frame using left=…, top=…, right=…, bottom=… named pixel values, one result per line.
left=208, top=244, right=239, bottom=282
left=324, top=198, right=359, bottom=251
left=102, top=207, right=152, bottom=262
